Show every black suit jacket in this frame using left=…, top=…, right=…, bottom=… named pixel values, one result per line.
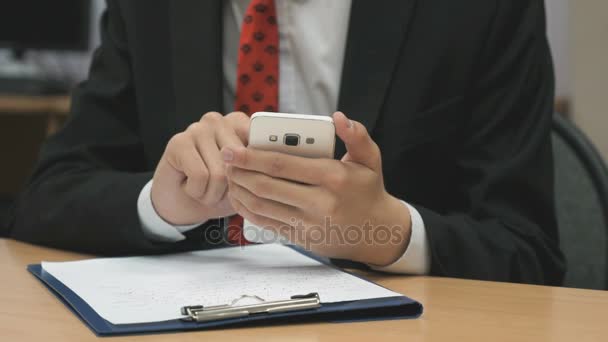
left=10, top=0, right=565, bottom=285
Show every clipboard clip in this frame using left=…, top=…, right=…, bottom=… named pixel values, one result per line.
left=180, top=293, right=321, bottom=323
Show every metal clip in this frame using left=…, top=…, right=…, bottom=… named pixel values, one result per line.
left=180, top=293, right=321, bottom=323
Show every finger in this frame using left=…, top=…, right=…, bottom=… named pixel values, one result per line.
left=229, top=194, right=295, bottom=239
left=223, top=111, right=250, bottom=144
left=216, top=113, right=249, bottom=150
left=166, top=134, right=209, bottom=200
left=195, top=134, right=227, bottom=205
left=215, top=123, right=246, bottom=151
left=155, top=157, right=185, bottom=189
left=228, top=180, right=300, bottom=225
left=197, top=111, right=244, bottom=150
left=333, top=111, right=382, bottom=171
left=222, top=146, right=335, bottom=185
left=227, top=166, right=320, bottom=210
left=219, top=185, right=230, bottom=202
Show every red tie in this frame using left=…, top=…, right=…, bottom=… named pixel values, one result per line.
left=227, top=0, right=279, bottom=245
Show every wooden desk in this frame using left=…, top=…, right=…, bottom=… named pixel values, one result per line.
left=1, top=238, right=606, bottom=342
left=0, top=95, right=70, bottom=114
left=0, top=95, right=70, bottom=135
left=0, top=95, right=71, bottom=194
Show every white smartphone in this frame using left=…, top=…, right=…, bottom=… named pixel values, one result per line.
left=242, top=112, right=336, bottom=244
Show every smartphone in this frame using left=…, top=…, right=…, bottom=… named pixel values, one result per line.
left=242, top=112, right=336, bottom=244
left=248, top=112, right=335, bottom=158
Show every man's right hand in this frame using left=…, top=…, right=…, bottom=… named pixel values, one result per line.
left=151, top=111, right=250, bottom=226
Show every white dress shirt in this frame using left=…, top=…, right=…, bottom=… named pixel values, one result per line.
left=137, top=0, right=430, bottom=275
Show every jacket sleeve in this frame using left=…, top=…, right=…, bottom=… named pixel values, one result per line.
left=418, top=0, right=565, bottom=285
left=10, top=0, right=221, bottom=255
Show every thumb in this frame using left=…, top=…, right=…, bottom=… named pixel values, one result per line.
left=333, top=111, right=382, bottom=171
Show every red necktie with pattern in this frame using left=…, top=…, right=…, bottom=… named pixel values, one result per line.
left=227, top=0, right=279, bottom=245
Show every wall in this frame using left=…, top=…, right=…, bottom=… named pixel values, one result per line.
left=546, top=0, right=608, bottom=160
left=546, top=0, right=571, bottom=98
left=570, top=1, right=608, bottom=159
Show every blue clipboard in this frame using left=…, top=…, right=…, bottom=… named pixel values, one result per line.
left=27, top=248, right=423, bottom=336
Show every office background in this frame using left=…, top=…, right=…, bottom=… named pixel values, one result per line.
left=1, top=1, right=605, bottom=154
left=0, top=0, right=103, bottom=86
left=0, top=0, right=606, bottom=232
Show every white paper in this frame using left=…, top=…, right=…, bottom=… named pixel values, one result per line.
left=41, top=244, right=401, bottom=325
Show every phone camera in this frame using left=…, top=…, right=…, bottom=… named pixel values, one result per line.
left=284, top=134, right=300, bottom=146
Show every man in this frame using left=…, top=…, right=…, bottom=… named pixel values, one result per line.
left=10, top=0, right=565, bottom=285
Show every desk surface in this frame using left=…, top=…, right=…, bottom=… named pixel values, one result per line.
left=1, top=238, right=606, bottom=342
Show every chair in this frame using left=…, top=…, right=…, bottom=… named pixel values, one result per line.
left=552, top=113, right=608, bottom=290
left=0, top=196, right=12, bottom=237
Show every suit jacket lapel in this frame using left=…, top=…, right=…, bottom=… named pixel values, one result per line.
left=169, top=0, right=223, bottom=133
left=336, top=0, right=418, bottom=158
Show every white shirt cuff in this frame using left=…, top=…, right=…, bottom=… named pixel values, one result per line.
left=369, top=201, right=430, bottom=275
left=137, top=180, right=204, bottom=242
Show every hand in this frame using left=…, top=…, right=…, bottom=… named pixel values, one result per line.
left=223, top=112, right=412, bottom=266
left=151, top=111, right=249, bottom=225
